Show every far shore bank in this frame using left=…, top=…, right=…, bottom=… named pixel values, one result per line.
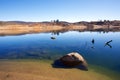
left=0, top=20, right=120, bottom=35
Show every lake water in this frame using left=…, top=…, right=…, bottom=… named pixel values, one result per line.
left=0, top=31, right=120, bottom=73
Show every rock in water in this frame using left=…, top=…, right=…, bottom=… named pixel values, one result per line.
left=60, top=52, right=88, bottom=71
left=51, top=37, right=56, bottom=40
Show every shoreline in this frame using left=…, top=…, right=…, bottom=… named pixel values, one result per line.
left=0, top=20, right=120, bottom=35
left=0, top=59, right=119, bottom=80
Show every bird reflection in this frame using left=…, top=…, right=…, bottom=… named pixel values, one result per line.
left=104, top=40, right=113, bottom=48
left=91, top=39, right=95, bottom=49
left=105, top=43, right=112, bottom=48
left=91, top=39, right=95, bottom=44
left=105, top=40, right=112, bottom=44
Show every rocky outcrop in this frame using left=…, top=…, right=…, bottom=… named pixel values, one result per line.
left=52, top=52, right=88, bottom=71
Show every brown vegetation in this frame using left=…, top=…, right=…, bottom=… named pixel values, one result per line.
left=0, top=20, right=120, bottom=35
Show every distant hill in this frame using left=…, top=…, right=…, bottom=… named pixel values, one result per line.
left=0, top=20, right=120, bottom=35
left=1, top=20, right=120, bottom=26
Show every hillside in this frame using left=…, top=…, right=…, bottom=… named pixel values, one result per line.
left=0, top=20, right=120, bottom=35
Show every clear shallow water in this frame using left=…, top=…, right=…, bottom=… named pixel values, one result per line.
left=0, top=31, right=120, bottom=72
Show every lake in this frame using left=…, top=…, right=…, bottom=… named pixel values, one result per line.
left=0, top=31, right=120, bottom=73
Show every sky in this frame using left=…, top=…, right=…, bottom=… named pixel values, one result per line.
left=0, top=0, right=120, bottom=22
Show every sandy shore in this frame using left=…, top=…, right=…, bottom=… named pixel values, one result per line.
left=0, top=59, right=119, bottom=80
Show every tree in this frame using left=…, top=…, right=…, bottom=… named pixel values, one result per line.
left=56, top=19, right=59, bottom=23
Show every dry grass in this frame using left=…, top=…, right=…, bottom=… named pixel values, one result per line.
left=0, top=59, right=118, bottom=80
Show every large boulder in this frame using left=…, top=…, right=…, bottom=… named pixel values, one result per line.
left=57, top=52, right=88, bottom=71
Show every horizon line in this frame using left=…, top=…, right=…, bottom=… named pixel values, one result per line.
left=0, top=19, right=120, bottom=23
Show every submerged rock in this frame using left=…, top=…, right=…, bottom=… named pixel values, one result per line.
left=51, top=37, right=56, bottom=40
left=53, top=52, right=88, bottom=71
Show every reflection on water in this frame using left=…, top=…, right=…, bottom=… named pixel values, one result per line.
left=91, top=39, right=95, bottom=44
left=104, top=40, right=113, bottom=48
left=105, top=43, right=112, bottom=48
left=0, top=31, right=120, bottom=72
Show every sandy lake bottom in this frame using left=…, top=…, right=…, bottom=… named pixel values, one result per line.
left=0, top=59, right=119, bottom=80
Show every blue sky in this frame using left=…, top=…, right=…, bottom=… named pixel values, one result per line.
left=0, top=0, right=120, bottom=22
